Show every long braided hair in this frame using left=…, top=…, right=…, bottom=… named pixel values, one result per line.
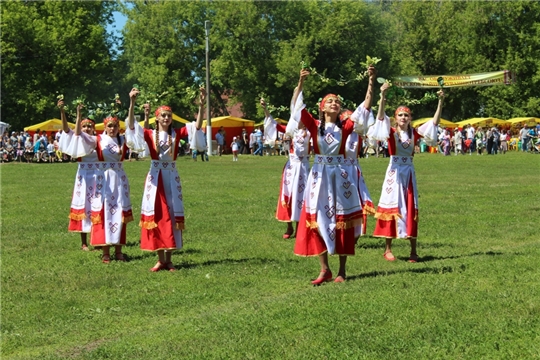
left=318, top=93, right=342, bottom=137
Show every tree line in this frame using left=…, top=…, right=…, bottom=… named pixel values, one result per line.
left=2, top=0, right=539, bottom=130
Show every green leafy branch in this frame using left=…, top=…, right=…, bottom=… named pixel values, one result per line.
left=301, top=55, right=382, bottom=86
left=133, top=84, right=169, bottom=113
left=373, top=77, right=439, bottom=113
left=258, top=93, right=290, bottom=117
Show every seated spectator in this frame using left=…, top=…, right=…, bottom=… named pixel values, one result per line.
left=16, top=139, right=25, bottom=162
left=24, top=138, right=34, bottom=163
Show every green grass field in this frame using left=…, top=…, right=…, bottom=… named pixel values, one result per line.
left=1, top=152, right=539, bottom=359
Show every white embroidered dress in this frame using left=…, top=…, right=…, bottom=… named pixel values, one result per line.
left=125, top=121, right=204, bottom=251
left=62, top=132, right=133, bottom=246
left=368, top=115, right=437, bottom=239
left=59, top=129, right=100, bottom=233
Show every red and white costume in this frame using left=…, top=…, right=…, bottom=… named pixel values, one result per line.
left=265, top=116, right=311, bottom=223
left=368, top=114, right=437, bottom=239
left=125, top=121, right=204, bottom=251
left=59, top=129, right=100, bottom=234
left=62, top=132, right=133, bottom=246
left=291, top=93, right=374, bottom=256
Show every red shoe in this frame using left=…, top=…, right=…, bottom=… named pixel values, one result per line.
left=383, top=251, right=396, bottom=261
left=282, top=233, right=291, bottom=239
left=165, top=262, right=176, bottom=272
left=334, top=275, right=346, bottom=283
left=102, top=254, right=110, bottom=264
left=311, top=270, right=332, bottom=285
left=150, top=261, right=165, bottom=272
left=409, top=254, right=419, bottom=263
left=115, top=253, right=126, bottom=262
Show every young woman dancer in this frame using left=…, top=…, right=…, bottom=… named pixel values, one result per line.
left=62, top=104, right=134, bottom=263
left=125, top=87, right=206, bottom=272
left=58, top=99, right=98, bottom=251
left=370, top=82, right=445, bottom=262
left=291, top=66, right=376, bottom=284
left=262, top=98, right=311, bottom=240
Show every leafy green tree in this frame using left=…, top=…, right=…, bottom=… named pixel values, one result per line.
left=1, top=0, right=118, bottom=128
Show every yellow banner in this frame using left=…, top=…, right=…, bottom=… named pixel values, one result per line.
left=394, top=70, right=515, bottom=88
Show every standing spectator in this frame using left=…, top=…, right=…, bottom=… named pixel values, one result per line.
left=453, top=128, right=463, bottom=155
left=125, top=87, right=206, bottom=272
left=491, top=127, right=500, bottom=154
left=249, top=129, right=256, bottom=154
left=46, top=139, right=56, bottom=162
left=371, top=82, right=445, bottom=263
left=33, top=130, right=40, bottom=144
left=485, top=127, right=494, bottom=155
left=241, top=128, right=249, bottom=154
left=231, top=136, right=239, bottom=161
left=519, top=125, right=530, bottom=152
left=216, top=129, right=225, bottom=156
left=475, top=127, right=485, bottom=155
left=253, top=127, right=264, bottom=156
left=500, top=129, right=509, bottom=154
left=441, top=129, right=451, bottom=156
left=466, top=124, right=476, bottom=155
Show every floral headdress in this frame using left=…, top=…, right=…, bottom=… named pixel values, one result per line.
left=155, top=105, right=172, bottom=117
left=81, top=118, right=95, bottom=127
left=394, top=106, right=412, bottom=118
left=319, top=94, right=341, bottom=112
left=103, top=116, right=119, bottom=126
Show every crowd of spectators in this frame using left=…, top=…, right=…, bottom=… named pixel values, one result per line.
left=3, top=122, right=538, bottom=164
left=0, top=129, right=69, bottom=163
left=439, top=123, right=540, bottom=156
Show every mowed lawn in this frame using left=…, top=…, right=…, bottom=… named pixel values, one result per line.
left=1, top=151, right=539, bottom=359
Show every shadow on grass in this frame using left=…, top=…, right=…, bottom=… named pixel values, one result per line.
left=347, top=250, right=504, bottom=281
left=416, top=250, right=503, bottom=263
left=173, top=256, right=279, bottom=270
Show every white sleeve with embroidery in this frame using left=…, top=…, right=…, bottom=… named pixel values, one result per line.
left=417, top=119, right=438, bottom=146
left=124, top=120, right=147, bottom=153
left=367, top=113, right=391, bottom=141
left=350, top=101, right=375, bottom=135
left=62, top=131, right=97, bottom=158
left=264, top=115, right=277, bottom=146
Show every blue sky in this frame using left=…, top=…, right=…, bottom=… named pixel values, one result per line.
left=108, top=11, right=128, bottom=37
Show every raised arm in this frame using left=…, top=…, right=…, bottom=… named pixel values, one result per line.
left=127, top=88, right=139, bottom=130
left=377, top=82, right=390, bottom=120
left=58, top=99, right=70, bottom=133
left=74, top=103, right=84, bottom=135
left=143, top=103, right=150, bottom=129
left=195, top=87, right=206, bottom=130
left=260, top=98, right=271, bottom=118
left=432, top=90, right=445, bottom=126
left=364, top=66, right=376, bottom=110
left=291, top=69, right=310, bottom=108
